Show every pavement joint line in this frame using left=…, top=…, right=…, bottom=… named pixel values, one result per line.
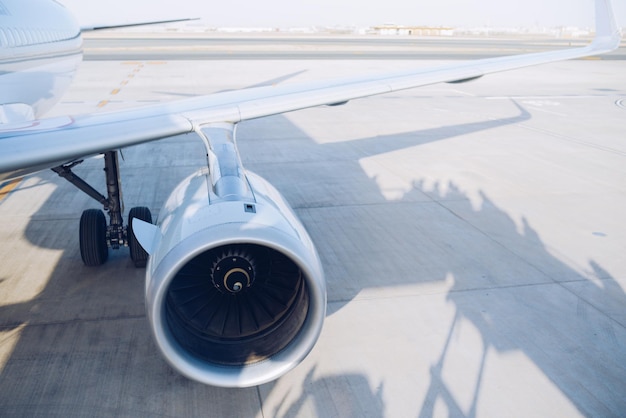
left=255, top=387, right=266, bottom=418
left=0, top=314, right=146, bottom=331
left=486, top=94, right=614, bottom=100
left=326, top=277, right=621, bottom=309
left=518, top=123, right=626, bottom=156
left=293, top=199, right=464, bottom=211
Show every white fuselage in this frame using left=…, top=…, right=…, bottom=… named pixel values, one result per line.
left=0, top=0, right=82, bottom=123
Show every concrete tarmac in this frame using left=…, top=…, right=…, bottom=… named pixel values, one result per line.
left=1, top=37, right=625, bottom=417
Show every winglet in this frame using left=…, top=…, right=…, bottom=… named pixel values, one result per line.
left=591, top=0, right=622, bottom=52
left=132, top=218, right=160, bottom=255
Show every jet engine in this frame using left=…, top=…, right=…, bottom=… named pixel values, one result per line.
left=134, top=124, right=326, bottom=387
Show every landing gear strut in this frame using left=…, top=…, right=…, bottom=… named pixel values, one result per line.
left=53, top=150, right=152, bottom=267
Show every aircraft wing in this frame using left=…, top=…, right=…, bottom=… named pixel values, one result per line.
left=81, top=18, right=198, bottom=32
left=0, top=0, right=620, bottom=181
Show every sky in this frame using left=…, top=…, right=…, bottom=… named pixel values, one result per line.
left=58, top=0, right=626, bottom=29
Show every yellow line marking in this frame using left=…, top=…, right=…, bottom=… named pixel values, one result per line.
left=120, top=80, right=128, bottom=86
left=110, top=88, right=120, bottom=95
left=97, top=100, right=109, bottom=108
left=0, top=179, right=22, bottom=203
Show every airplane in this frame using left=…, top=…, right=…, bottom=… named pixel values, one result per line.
left=0, top=0, right=621, bottom=388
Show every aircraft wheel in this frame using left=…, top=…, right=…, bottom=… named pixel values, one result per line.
left=79, top=209, right=108, bottom=266
left=128, top=206, right=152, bottom=268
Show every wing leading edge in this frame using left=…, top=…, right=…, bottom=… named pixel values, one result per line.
left=0, top=0, right=621, bottom=181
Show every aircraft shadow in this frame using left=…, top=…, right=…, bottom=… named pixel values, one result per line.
left=1, top=96, right=624, bottom=416
left=412, top=186, right=626, bottom=418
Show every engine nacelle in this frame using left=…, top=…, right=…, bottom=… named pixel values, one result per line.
left=136, top=165, right=326, bottom=387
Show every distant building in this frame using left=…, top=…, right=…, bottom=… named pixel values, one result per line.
left=216, top=27, right=276, bottom=33
left=372, top=24, right=454, bottom=36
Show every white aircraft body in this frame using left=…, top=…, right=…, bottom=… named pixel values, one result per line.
left=0, top=0, right=621, bottom=388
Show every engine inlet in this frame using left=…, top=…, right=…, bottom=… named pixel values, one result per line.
left=165, top=243, right=309, bottom=365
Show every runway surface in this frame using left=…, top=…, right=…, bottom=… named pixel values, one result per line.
left=82, top=33, right=626, bottom=60
left=1, top=36, right=626, bottom=417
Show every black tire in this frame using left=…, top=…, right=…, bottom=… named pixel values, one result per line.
left=128, top=206, right=152, bottom=268
left=79, top=209, right=108, bottom=266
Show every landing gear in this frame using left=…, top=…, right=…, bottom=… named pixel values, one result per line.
left=53, top=150, right=153, bottom=268
left=79, top=209, right=108, bottom=266
left=128, top=206, right=152, bottom=268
